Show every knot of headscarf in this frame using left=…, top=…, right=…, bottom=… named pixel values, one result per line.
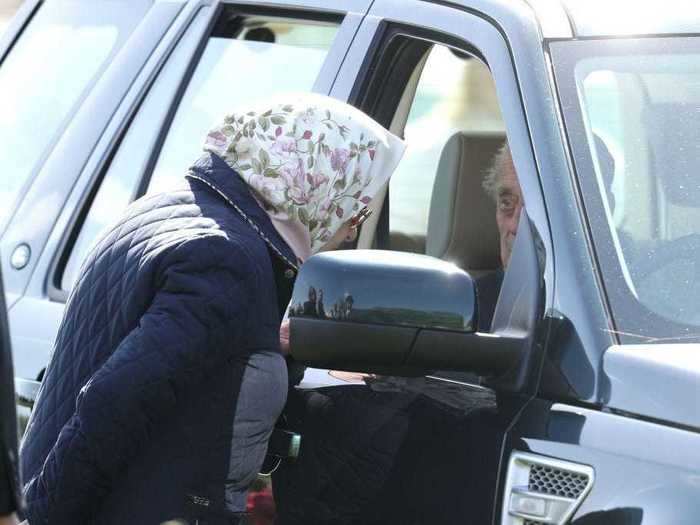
left=204, top=93, right=405, bottom=257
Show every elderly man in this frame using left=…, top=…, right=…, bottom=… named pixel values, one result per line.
left=482, top=142, right=524, bottom=269
left=469, top=142, right=524, bottom=332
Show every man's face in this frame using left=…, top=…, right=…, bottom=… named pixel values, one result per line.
left=496, top=153, right=523, bottom=268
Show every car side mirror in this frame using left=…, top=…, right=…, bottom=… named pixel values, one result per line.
left=289, top=250, right=523, bottom=376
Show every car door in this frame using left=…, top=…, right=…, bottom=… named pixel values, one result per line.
left=1, top=0, right=195, bottom=378
left=271, top=1, right=555, bottom=524
left=8, top=0, right=371, bottom=413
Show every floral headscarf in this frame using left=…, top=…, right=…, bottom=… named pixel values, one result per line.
left=204, top=93, right=405, bottom=258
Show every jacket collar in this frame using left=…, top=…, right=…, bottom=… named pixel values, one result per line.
left=186, top=152, right=299, bottom=270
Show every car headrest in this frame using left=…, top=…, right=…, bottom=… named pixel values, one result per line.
left=426, top=132, right=504, bottom=272
left=643, top=102, right=700, bottom=207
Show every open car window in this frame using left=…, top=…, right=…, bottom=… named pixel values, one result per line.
left=357, top=37, right=508, bottom=336
left=388, top=44, right=505, bottom=254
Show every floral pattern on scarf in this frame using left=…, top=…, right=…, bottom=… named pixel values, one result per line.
left=204, top=95, right=405, bottom=254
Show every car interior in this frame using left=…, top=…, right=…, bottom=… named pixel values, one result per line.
left=354, top=38, right=507, bottom=333
left=582, top=65, right=700, bottom=327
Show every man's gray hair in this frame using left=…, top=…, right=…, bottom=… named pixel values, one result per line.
left=482, top=141, right=510, bottom=202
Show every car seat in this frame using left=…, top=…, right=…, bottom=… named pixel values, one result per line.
left=426, top=132, right=505, bottom=331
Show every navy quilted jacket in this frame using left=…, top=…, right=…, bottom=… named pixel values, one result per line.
left=20, top=153, right=298, bottom=524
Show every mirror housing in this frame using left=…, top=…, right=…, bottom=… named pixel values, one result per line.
left=289, top=250, right=522, bottom=376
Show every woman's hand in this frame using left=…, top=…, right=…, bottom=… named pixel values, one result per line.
left=279, top=319, right=290, bottom=355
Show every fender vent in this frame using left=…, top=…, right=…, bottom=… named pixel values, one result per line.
left=501, top=452, right=594, bottom=525
left=528, top=464, right=589, bottom=499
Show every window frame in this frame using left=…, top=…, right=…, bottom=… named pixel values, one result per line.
left=330, top=1, right=553, bottom=291
left=341, top=25, right=504, bottom=388
left=48, top=3, right=350, bottom=302
left=346, top=24, right=492, bottom=249
left=329, top=0, right=554, bottom=394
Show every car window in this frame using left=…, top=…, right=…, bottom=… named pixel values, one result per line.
left=554, top=39, right=700, bottom=337
left=0, top=0, right=150, bottom=230
left=60, top=11, right=339, bottom=291
left=388, top=44, right=505, bottom=254
left=147, top=16, right=338, bottom=194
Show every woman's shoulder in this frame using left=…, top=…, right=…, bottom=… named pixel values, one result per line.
left=154, top=224, right=276, bottom=297
left=160, top=229, right=266, bottom=274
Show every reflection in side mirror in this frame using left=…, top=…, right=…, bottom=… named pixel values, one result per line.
left=16, top=377, right=41, bottom=437
left=289, top=250, right=522, bottom=376
left=16, top=377, right=40, bottom=410
left=290, top=250, right=476, bottom=331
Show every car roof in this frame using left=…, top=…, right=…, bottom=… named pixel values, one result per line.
left=560, top=0, right=700, bottom=38
left=439, top=0, right=700, bottom=39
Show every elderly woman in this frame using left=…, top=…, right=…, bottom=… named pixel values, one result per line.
left=19, top=94, right=404, bottom=525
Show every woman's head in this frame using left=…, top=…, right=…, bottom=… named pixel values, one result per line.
left=204, top=93, right=405, bottom=258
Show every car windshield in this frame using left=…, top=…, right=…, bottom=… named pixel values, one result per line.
left=0, top=1, right=148, bottom=230
left=552, top=37, right=700, bottom=343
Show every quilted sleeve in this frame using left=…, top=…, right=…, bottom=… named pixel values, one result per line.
left=23, top=234, right=258, bottom=524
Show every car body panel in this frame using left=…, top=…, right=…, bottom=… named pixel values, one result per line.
left=1, top=0, right=184, bottom=302
left=509, top=400, right=700, bottom=524
left=603, top=344, right=700, bottom=431
left=223, top=0, right=372, bottom=14
left=326, top=2, right=556, bottom=522
left=562, top=0, right=700, bottom=38
left=522, top=0, right=573, bottom=39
